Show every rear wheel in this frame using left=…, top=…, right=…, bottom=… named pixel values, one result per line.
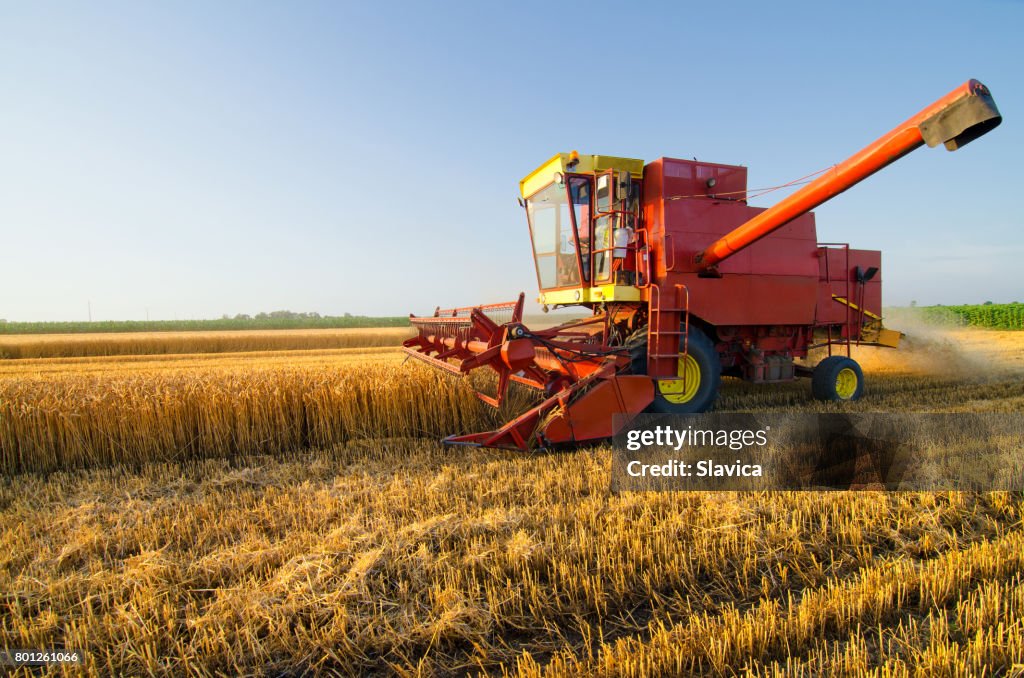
left=811, top=355, right=864, bottom=401
left=628, top=325, right=721, bottom=414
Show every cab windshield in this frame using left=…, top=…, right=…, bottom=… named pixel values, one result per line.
left=525, top=178, right=590, bottom=290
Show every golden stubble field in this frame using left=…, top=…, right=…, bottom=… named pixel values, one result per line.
left=1, top=327, right=1023, bottom=676
left=0, top=326, right=414, bottom=360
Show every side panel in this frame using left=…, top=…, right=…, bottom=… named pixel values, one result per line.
left=644, top=157, right=820, bottom=327
left=664, top=200, right=819, bottom=278
left=660, top=156, right=749, bottom=202
left=816, top=248, right=883, bottom=325
left=676, top=272, right=820, bottom=326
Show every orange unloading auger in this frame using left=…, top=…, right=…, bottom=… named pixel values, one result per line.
left=695, top=79, right=1001, bottom=270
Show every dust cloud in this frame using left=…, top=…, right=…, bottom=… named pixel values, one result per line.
left=850, top=319, right=1023, bottom=378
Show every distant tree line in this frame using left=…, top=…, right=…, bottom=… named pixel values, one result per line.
left=223, top=310, right=345, bottom=321
left=0, top=311, right=409, bottom=335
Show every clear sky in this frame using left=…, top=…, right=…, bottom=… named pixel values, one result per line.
left=2, top=1, right=1021, bottom=321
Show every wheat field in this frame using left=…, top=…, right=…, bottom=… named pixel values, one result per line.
left=0, top=327, right=413, bottom=359
left=0, top=327, right=1022, bottom=675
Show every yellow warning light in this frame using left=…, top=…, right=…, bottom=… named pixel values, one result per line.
left=567, top=150, right=580, bottom=169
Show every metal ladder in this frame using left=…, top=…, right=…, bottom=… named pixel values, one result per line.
left=646, top=283, right=690, bottom=380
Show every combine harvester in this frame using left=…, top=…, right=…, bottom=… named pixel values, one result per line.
left=404, top=80, right=1001, bottom=450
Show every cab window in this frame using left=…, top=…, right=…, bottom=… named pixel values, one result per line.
left=526, top=182, right=581, bottom=289
left=569, top=177, right=591, bottom=282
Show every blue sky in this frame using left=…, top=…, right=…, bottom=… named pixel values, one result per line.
left=1, top=1, right=1021, bottom=321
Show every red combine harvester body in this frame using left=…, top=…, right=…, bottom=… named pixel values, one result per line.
left=403, top=80, right=1002, bottom=450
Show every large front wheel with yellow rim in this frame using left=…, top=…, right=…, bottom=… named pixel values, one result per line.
left=811, top=356, right=864, bottom=402
left=628, top=325, right=721, bottom=414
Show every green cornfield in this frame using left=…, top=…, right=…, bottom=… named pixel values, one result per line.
left=914, top=303, right=1024, bottom=330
